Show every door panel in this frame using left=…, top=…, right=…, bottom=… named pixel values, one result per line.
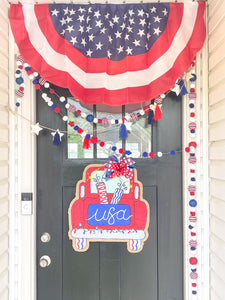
left=37, top=91, right=183, bottom=300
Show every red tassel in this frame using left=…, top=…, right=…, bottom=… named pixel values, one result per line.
left=82, top=136, right=91, bottom=149
left=153, top=103, right=162, bottom=121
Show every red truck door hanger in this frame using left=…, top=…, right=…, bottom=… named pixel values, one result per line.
left=68, top=164, right=150, bottom=253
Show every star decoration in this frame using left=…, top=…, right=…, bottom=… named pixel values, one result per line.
left=171, top=83, right=181, bottom=96
left=31, top=123, right=43, bottom=135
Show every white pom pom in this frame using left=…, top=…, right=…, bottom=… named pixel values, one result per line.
left=189, top=99, right=195, bottom=104
left=119, top=119, right=123, bottom=124
left=65, top=103, right=70, bottom=109
left=190, top=146, right=195, bottom=152
left=44, top=82, right=50, bottom=88
left=42, top=93, right=47, bottom=99
left=93, top=118, right=98, bottom=124
left=190, top=117, right=195, bottom=122
left=23, top=63, right=29, bottom=68
left=16, top=61, right=22, bottom=66
left=160, top=93, right=166, bottom=99
left=105, top=144, right=111, bottom=150
left=48, top=101, right=53, bottom=106
left=17, top=98, right=22, bottom=103
left=157, top=151, right=163, bottom=157
left=110, top=119, right=115, bottom=125
left=29, top=74, right=34, bottom=80
left=62, top=116, right=68, bottom=121
left=81, top=132, right=86, bottom=138
left=190, top=133, right=195, bottom=138
left=15, top=73, right=21, bottom=78
left=59, top=96, right=66, bottom=102
left=81, top=112, right=87, bottom=118
left=139, top=109, right=145, bottom=116
left=33, top=72, right=39, bottom=77
left=190, top=83, right=195, bottom=88
left=125, top=114, right=131, bottom=121
left=190, top=108, right=195, bottom=113
left=20, top=83, right=25, bottom=88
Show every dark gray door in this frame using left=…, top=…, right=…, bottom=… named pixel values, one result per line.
left=37, top=90, right=183, bottom=300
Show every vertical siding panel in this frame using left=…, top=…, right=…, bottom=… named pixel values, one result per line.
left=0, top=2, right=9, bottom=299
left=208, top=0, right=225, bottom=298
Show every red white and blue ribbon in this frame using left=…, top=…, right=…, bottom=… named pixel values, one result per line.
left=104, top=155, right=135, bottom=180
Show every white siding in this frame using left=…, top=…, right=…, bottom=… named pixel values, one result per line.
left=0, top=1, right=9, bottom=300
left=208, top=0, right=225, bottom=298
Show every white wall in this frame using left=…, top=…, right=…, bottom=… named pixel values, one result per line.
left=208, top=0, right=225, bottom=299
left=0, top=1, right=9, bottom=300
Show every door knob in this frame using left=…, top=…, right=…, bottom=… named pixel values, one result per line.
left=39, top=255, right=51, bottom=268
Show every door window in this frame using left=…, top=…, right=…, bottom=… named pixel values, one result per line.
left=67, top=99, right=152, bottom=159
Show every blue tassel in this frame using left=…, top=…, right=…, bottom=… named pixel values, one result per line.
left=119, top=123, right=128, bottom=139
left=148, top=109, right=155, bottom=124
left=53, top=132, right=61, bottom=146
left=179, top=80, right=188, bottom=95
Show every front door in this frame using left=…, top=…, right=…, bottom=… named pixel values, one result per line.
left=36, top=90, right=183, bottom=300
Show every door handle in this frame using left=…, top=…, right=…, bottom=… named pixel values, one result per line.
left=39, top=255, right=51, bottom=268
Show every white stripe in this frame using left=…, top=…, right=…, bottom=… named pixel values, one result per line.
left=23, top=3, right=198, bottom=90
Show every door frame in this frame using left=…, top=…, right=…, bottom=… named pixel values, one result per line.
left=8, top=32, right=209, bottom=300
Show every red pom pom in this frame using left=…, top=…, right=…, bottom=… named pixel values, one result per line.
left=190, top=192, right=195, bottom=196
left=35, top=84, right=40, bottom=90
left=54, top=107, right=60, bottom=113
left=68, top=121, right=74, bottom=127
left=77, top=128, right=83, bottom=134
left=189, top=257, right=198, bottom=265
left=50, top=89, right=55, bottom=94
left=99, top=141, right=105, bottom=147
left=190, top=112, right=195, bottom=117
left=119, top=148, right=124, bottom=154
left=27, top=70, right=32, bottom=75
left=143, top=105, right=150, bottom=114
left=98, top=119, right=102, bottom=124
left=18, top=65, right=23, bottom=70
left=91, top=136, right=98, bottom=144
left=190, top=88, right=195, bottom=93
left=185, top=147, right=190, bottom=153
left=189, top=141, right=197, bottom=148
left=19, top=86, right=24, bottom=92
left=190, top=212, right=196, bottom=216
left=192, top=283, right=197, bottom=288
left=76, top=110, right=81, bottom=115
left=149, top=152, right=154, bottom=158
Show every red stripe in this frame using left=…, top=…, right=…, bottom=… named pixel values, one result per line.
left=34, top=4, right=182, bottom=75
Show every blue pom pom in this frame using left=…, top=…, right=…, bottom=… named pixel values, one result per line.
left=16, top=102, right=20, bottom=107
left=170, top=150, right=176, bottom=155
left=25, top=66, right=31, bottom=71
left=63, top=100, right=67, bottom=105
left=191, top=247, right=196, bottom=251
left=190, top=153, right=195, bottom=157
left=16, top=77, right=24, bottom=85
left=119, top=123, right=128, bottom=139
left=192, top=291, right=197, bottom=295
left=143, top=152, right=148, bottom=157
left=189, top=103, right=194, bottom=108
left=86, top=134, right=91, bottom=139
left=53, top=132, right=61, bottom=146
left=86, top=114, right=94, bottom=122
left=190, top=74, right=197, bottom=82
left=191, top=129, right=195, bottom=133
left=32, top=79, right=38, bottom=85
left=74, top=126, right=79, bottom=130
left=16, top=70, right=21, bottom=74
left=189, top=199, right=197, bottom=207
left=51, top=104, right=56, bottom=109
left=112, top=146, right=117, bottom=151
left=191, top=177, right=196, bottom=181
left=125, top=150, right=132, bottom=155
left=148, top=109, right=154, bottom=124
left=189, top=225, right=194, bottom=229
left=115, top=120, right=119, bottom=124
